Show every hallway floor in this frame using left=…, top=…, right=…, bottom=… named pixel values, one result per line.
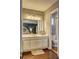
left=52, top=48, right=58, bottom=55
left=22, top=49, right=58, bottom=59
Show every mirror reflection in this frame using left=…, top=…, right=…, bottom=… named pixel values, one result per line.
left=23, top=20, right=38, bottom=34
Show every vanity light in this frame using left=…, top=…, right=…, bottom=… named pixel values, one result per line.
left=35, top=16, right=41, bottom=20
left=26, top=15, right=31, bottom=19
left=26, top=15, right=41, bottom=20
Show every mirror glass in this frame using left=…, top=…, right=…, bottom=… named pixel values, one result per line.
left=22, top=19, right=44, bottom=34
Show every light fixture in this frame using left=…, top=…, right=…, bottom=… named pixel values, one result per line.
left=26, top=14, right=41, bottom=20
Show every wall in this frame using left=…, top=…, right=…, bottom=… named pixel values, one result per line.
left=22, top=8, right=44, bottom=20
left=44, top=1, right=59, bottom=35
left=44, top=1, right=59, bottom=49
left=21, top=1, right=59, bottom=52
left=22, top=8, right=44, bottom=33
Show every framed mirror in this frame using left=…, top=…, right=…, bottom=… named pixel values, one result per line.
left=22, top=19, right=44, bottom=34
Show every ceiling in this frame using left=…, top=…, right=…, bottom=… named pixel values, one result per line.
left=22, top=0, right=58, bottom=11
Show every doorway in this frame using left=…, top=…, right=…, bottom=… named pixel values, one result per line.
left=50, top=8, right=59, bottom=54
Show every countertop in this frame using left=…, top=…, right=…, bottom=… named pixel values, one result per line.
left=22, top=34, right=48, bottom=38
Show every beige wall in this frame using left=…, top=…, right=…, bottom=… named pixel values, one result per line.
left=22, top=8, right=44, bottom=20
left=44, top=1, right=59, bottom=34
left=21, top=1, right=59, bottom=52
left=22, top=0, right=58, bottom=34
left=22, top=8, right=45, bottom=33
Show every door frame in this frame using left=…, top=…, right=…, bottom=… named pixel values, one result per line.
left=48, top=8, right=58, bottom=49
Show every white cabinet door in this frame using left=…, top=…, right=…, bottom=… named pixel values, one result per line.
left=23, top=40, right=30, bottom=52
left=42, top=39, right=48, bottom=48
left=31, top=39, right=42, bottom=50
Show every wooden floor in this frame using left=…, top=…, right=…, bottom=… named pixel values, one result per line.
left=52, top=48, right=58, bottom=51
left=52, top=48, right=58, bottom=55
left=22, top=49, right=58, bottom=59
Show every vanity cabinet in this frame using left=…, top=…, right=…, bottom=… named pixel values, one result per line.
left=22, top=35, right=48, bottom=52
left=31, top=39, right=42, bottom=49
left=42, top=39, right=48, bottom=48
left=23, top=39, right=30, bottom=52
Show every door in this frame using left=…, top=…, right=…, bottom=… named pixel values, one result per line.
left=50, top=9, right=59, bottom=49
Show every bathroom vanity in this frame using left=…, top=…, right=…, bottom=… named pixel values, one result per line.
left=22, top=9, right=48, bottom=52
left=22, top=34, right=48, bottom=52
left=22, top=19, right=48, bottom=52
